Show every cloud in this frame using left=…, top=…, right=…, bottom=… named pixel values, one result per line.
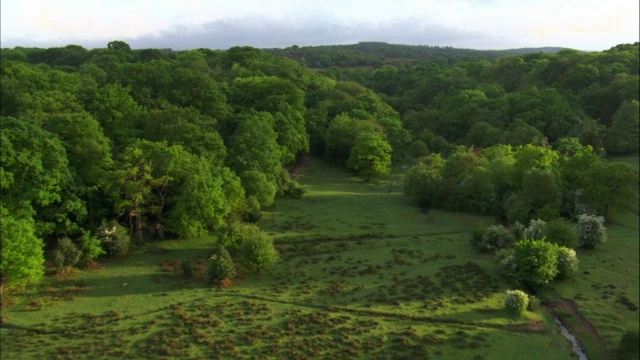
left=124, top=17, right=506, bottom=50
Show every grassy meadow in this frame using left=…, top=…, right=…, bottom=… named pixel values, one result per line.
left=2, top=158, right=637, bottom=359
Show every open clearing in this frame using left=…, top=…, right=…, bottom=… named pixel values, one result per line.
left=3, top=158, right=637, bottom=359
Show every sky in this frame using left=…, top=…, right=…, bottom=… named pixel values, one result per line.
left=1, top=0, right=638, bottom=51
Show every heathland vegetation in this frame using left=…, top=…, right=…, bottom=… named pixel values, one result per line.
left=0, top=41, right=638, bottom=359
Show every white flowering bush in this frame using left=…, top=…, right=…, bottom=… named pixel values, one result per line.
left=98, top=220, right=131, bottom=256
left=576, top=214, right=607, bottom=249
left=523, top=219, right=547, bottom=240
left=556, top=246, right=579, bottom=278
left=505, top=290, right=529, bottom=315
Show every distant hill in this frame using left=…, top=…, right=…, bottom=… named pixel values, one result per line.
left=264, top=42, right=570, bottom=68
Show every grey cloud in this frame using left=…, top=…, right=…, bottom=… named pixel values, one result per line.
left=127, top=17, right=505, bottom=50
left=2, top=17, right=509, bottom=50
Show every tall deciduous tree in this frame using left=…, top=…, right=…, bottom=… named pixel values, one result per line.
left=347, top=132, right=392, bottom=181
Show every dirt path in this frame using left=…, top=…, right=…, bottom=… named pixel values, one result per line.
left=288, top=153, right=311, bottom=179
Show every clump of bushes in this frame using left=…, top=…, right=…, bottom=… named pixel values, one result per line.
left=215, top=222, right=279, bottom=276
left=77, top=232, right=105, bottom=268
left=470, top=225, right=515, bottom=252
left=505, top=290, right=529, bottom=315
left=98, top=220, right=131, bottom=256
left=576, top=214, right=607, bottom=249
left=53, top=237, right=83, bottom=271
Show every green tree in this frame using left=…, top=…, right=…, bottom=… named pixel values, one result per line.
left=512, top=238, right=559, bottom=288
left=347, top=132, right=392, bottom=181
left=604, top=100, right=639, bottom=154
left=580, top=162, right=639, bottom=217
left=0, top=213, right=45, bottom=291
left=403, top=154, right=445, bottom=208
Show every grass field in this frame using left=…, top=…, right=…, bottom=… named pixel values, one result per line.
left=4, top=157, right=636, bottom=359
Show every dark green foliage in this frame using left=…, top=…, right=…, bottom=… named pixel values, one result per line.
left=207, top=245, right=236, bottom=283
left=471, top=225, right=516, bottom=252
left=616, top=330, right=640, bottom=360
left=53, top=237, right=83, bottom=270
left=545, top=218, right=578, bottom=248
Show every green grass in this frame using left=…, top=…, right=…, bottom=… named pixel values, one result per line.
left=1, top=158, right=592, bottom=359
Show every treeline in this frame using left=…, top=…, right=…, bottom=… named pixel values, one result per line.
left=404, top=141, right=638, bottom=222
left=316, top=43, right=639, bottom=156
left=0, top=42, right=407, bottom=287
left=265, top=42, right=566, bottom=68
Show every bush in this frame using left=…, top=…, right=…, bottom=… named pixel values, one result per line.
left=218, top=222, right=262, bottom=255
left=556, top=247, right=579, bottom=278
left=496, top=249, right=517, bottom=281
left=527, top=295, right=540, bottom=311
left=513, top=238, right=559, bottom=288
left=510, top=221, right=526, bottom=241
left=505, top=290, right=529, bottom=315
left=576, top=214, right=607, bottom=249
left=98, top=221, right=131, bottom=256
left=242, top=196, right=263, bottom=223
left=77, top=232, right=106, bottom=268
left=545, top=218, right=578, bottom=248
left=473, top=225, right=516, bottom=252
left=523, top=219, right=547, bottom=240
left=240, top=230, right=279, bottom=274
left=207, top=245, right=236, bottom=283
left=616, top=330, right=639, bottom=360
left=469, top=226, right=485, bottom=248
left=53, top=237, right=83, bottom=270
left=180, top=259, right=193, bottom=279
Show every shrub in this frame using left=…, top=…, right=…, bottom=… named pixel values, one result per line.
left=545, top=218, right=578, bottom=248
left=556, top=247, right=579, bottom=278
left=616, top=330, right=639, bottom=360
left=510, top=221, right=526, bottom=241
left=496, top=249, right=517, bottom=281
left=474, top=225, right=516, bottom=252
left=512, top=238, right=559, bottom=288
left=505, top=290, right=529, bottom=315
left=53, top=237, right=83, bottom=270
left=78, top=232, right=106, bottom=268
left=98, top=221, right=131, bottom=256
left=527, top=295, right=540, bottom=311
left=576, top=214, right=607, bottom=249
left=240, top=230, right=279, bottom=274
left=207, top=245, right=236, bottom=283
left=523, top=219, right=547, bottom=240
left=242, top=196, right=263, bottom=223
left=218, top=222, right=262, bottom=255
left=469, top=225, right=486, bottom=248
left=180, top=259, right=193, bottom=279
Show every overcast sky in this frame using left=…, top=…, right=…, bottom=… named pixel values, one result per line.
left=1, top=0, right=638, bottom=51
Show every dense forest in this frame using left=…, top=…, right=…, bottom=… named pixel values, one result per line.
left=0, top=41, right=638, bottom=295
